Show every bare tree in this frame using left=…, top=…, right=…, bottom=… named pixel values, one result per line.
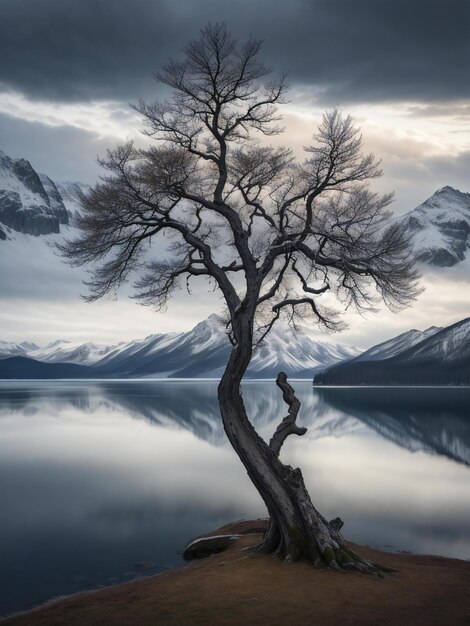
left=61, top=24, right=420, bottom=573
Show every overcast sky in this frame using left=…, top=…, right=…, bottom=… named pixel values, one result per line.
left=1, top=0, right=470, bottom=348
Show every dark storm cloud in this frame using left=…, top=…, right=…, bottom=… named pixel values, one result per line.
left=0, top=0, right=468, bottom=105
left=0, top=113, right=107, bottom=182
left=381, top=149, right=470, bottom=214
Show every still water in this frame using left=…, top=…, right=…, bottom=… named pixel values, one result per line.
left=1, top=380, right=470, bottom=616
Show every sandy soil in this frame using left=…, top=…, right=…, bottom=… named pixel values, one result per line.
left=4, top=520, right=470, bottom=626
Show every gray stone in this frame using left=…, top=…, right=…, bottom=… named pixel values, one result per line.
left=183, top=534, right=241, bottom=560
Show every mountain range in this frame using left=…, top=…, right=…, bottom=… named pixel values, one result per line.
left=314, top=316, right=470, bottom=385
left=3, top=313, right=470, bottom=384
left=0, top=314, right=361, bottom=379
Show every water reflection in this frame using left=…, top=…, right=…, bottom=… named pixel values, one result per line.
left=315, top=387, right=470, bottom=467
left=0, top=381, right=469, bottom=616
left=4, top=381, right=468, bottom=464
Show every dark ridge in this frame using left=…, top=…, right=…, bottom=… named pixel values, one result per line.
left=0, top=356, right=93, bottom=379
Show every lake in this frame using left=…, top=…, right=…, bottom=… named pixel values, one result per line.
left=1, top=380, right=470, bottom=617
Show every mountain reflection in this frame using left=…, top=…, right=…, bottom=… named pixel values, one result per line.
left=0, top=381, right=303, bottom=446
left=315, top=387, right=470, bottom=467
left=1, top=381, right=469, bottom=466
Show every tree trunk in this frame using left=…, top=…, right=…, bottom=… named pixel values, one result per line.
left=217, top=316, right=391, bottom=574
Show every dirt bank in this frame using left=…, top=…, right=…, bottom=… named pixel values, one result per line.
left=4, top=520, right=470, bottom=625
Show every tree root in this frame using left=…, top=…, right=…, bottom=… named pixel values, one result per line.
left=257, top=521, right=398, bottom=576
left=256, top=518, right=282, bottom=554
left=321, top=545, right=398, bottom=577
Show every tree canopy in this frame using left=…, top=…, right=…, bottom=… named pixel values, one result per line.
left=62, top=23, right=420, bottom=345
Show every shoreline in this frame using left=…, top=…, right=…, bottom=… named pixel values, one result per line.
left=3, top=520, right=470, bottom=626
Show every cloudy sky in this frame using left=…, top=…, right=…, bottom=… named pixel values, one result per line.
left=1, top=0, right=470, bottom=348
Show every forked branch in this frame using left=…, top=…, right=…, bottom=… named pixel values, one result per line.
left=269, top=372, right=307, bottom=455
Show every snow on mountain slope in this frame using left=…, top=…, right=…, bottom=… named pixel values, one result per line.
left=117, top=314, right=360, bottom=378
left=18, top=341, right=40, bottom=352
left=399, top=316, right=470, bottom=363
left=92, top=332, right=184, bottom=374
left=28, top=340, right=117, bottom=366
left=86, top=316, right=229, bottom=376
left=397, top=186, right=470, bottom=267
left=247, top=323, right=361, bottom=378
left=0, top=341, right=27, bottom=358
left=354, top=326, right=442, bottom=362
left=55, top=181, right=90, bottom=223
left=0, top=340, right=42, bottom=358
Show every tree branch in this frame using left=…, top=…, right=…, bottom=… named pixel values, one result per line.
left=269, top=372, right=307, bottom=456
left=292, top=259, right=330, bottom=295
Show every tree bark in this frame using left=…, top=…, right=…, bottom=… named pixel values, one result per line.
left=217, top=315, right=392, bottom=574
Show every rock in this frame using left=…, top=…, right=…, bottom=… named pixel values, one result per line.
left=183, top=534, right=241, bottom=561
left=212, top=518, right=269, bottom=536
left=11, top=158, right=49, bottom=203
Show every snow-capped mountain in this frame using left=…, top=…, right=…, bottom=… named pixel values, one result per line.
left=397, top=186, right=470, bottom=267
left=247, top=323, right=361, bottom=379
left=315, top=316, right=470, bottom=385
left=1, top=314, right=361, bottom=379
left=354, top=326, right=441, bottom=362
left=0, top=340, right=39, bottom=358
left=402, top=317, right=470, bottom=363
left=28, top=340, right=118, bottom=366
left=0, top=149, right=89, bottom=239
left=88, top=314, right=360, bottom=378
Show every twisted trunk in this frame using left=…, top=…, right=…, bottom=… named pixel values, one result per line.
left=217, top=314, right=391, bottom=573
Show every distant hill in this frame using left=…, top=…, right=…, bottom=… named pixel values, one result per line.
left=0, top=356, right=92, bottom=379
left=314, top=317, right=470, bottom=386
